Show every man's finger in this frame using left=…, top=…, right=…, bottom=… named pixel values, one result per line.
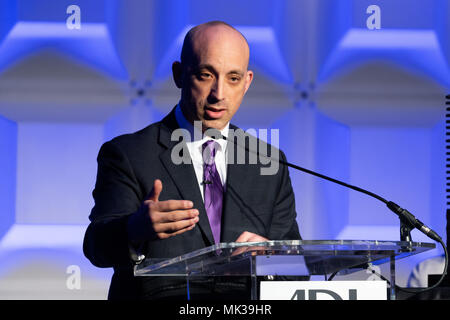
left=153, top=216, right=199, bottom=234
left=157, top=223, right=197, bottom=239
left=150, top=208, right=199, bottom=224
left=147, top=179, right=163, bottom=202
left=235, top=231, right=251, bottom=242
left=163, top=209, right=199, bottom=222
left=155, top=199, right=194, bottom=212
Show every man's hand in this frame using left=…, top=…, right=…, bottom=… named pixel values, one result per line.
left=127, top=179, right=199, bottom=243
left=235, top=231, right=268, bottom=243
left=232, top=231, right=269, bottom=256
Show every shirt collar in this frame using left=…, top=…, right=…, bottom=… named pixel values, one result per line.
left=174, top=103, right=229, bottom=151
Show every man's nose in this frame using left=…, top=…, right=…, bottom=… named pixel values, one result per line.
left=209, top=78, right=225, bottom=102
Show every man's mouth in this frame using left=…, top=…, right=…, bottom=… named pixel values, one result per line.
left=204, top=106, right=226, bottom=119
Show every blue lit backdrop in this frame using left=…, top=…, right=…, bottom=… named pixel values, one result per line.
left=0, top=0, right=448, bottom=299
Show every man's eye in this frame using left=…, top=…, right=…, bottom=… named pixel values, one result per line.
left=200, top=73, right=212, bottom=79
left=230, top=76, right=241, bottom=82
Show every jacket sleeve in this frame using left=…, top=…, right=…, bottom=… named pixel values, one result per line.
left=83, top=140, right=144, bottom=268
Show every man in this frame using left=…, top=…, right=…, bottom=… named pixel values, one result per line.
left=83, top=21, right=301, bottom=300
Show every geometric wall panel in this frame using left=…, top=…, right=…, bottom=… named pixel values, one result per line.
left=0, top=21, right=127, bottom=79
left=318, top=29, right=450, bottom=87
left=0, top=0, right=448, bottom=297
left=0, top=116, right=16, bottom=239
left=0, top=0, right=16, bottom=46
left=0, top=224, right=112, bottom=299
left=15, top=122, right=103, bottom=224
left=347, top=127, right=434, bottom=228
left=107, top=0, right=155, bottom=81
left=0, top=247, right=112, bottom=299
left=435, top=0, right=450, bottom=70
left=351, top=0, right=436, bottom=29
left=316, top=62, right=445, bottom=126
left=0, top=51, right=127, bottom=122
left=271, top=104, right=351, bottom=241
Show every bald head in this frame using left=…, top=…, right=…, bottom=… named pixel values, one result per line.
left=181, top=21, right=250, bottom=70
left=172, top=20, right=253, bottom=131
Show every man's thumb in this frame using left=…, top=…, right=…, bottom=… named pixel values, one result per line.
left=147, top=179, right=162, bottom=202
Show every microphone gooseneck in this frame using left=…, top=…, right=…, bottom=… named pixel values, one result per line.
left=214, top=131, right=441, bottom=242
left=211, top=128, right=447, bottom=293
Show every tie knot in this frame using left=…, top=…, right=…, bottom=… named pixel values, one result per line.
left=202, top=140, right=219, bottom=165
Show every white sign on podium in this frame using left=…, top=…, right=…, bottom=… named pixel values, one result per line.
left=260, top=281, right=387, bottom=300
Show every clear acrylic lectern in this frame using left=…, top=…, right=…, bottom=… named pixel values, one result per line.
left=134, top=240, right=435, bottom=300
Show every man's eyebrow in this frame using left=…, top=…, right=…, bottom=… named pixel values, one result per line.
left=196, top=64, right=244, bottom=76
left=196, top=64, right=215, bottom=71
left=228, top=70, right=245, bottom=76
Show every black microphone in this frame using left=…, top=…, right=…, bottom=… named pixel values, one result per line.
left=386, top=202, right=441, bottom=242
left=209, top=128, right=442, bottom=243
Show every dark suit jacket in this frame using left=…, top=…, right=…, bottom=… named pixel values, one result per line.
left=83, top=108, right=301, bottom=300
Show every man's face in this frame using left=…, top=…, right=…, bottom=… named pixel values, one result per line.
left=174, top=26, right=253, bottom=131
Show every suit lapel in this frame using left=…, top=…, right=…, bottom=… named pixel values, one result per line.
left=158, top=109, right=215, bottom=246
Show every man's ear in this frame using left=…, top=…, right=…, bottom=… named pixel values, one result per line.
left=243, top=70, right=254, bottom=94
left=172, top=61, right=183, bottom=89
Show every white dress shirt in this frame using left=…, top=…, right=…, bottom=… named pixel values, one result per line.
left=174, top=104, right=229, bottom=200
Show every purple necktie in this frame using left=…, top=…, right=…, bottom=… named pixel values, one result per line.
left=202, top=140, right=224, bottom=244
